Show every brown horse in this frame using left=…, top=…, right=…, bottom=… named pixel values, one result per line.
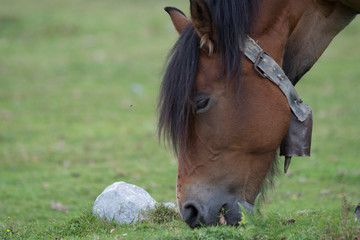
left=158, top=0, right=359, bottom=228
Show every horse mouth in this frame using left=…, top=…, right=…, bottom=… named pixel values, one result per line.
left=219, top=211, right=227, bottom=225
left=218, top=200, right=254, bottom=226
left=181, top=196, right=254, bottom=227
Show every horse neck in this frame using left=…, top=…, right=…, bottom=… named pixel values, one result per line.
left=250, top=0, right=307, bottom=65
left=252, top=0, right=357, bottom=85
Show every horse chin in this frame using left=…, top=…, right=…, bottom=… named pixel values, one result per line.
left=221, top=200, right=254, bottom=226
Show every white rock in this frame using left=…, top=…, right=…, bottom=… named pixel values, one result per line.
left=92, top=182, right=156, bottom=224
left=163, top=202, right=177, bottom=209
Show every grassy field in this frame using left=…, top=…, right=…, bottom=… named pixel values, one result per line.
left=0, top=0, right=359, bottom=239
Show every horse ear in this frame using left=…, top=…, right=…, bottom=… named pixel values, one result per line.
left=190, top=0, right=217, bottom=55
left=165, top=7, right=191, bottom=35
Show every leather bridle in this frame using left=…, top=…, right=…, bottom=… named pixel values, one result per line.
left=243, top=36, right=313, bottom=173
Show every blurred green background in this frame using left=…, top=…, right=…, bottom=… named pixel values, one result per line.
left=0, top=0, right=359, bottom=233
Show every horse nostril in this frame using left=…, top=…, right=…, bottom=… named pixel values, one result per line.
left=182, top=201, right=203, bottom=228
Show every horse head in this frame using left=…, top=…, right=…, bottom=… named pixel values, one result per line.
left=159, top=0, right=358, bottom=228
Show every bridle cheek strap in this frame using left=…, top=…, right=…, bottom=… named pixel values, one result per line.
left=243, top=36, right=313, bottom=173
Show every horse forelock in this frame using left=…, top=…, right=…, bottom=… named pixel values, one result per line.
left=158, top=0, right=259, bottom=161
left=207, top=0, right=259, bottom=80
left=158, top=25, right=199, bottom=157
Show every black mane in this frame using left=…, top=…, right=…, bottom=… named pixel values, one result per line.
left=158, top=0, right=259, bottom=155
left=158, top=25, right=199, bottom=155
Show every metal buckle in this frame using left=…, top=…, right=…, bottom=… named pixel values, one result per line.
left=254, top=50, right=269, bottom=78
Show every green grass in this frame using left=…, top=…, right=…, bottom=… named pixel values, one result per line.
left=2, top=200, right=359, bottom=239
left=0, top=0, right=359, bottom=239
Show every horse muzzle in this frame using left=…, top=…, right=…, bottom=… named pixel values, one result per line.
left=179, top=187, right=254, bottom=228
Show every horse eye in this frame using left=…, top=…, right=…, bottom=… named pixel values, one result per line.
left=191, top=96, right=212, bottom=114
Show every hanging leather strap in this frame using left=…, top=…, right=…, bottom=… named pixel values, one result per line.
left=243, top=36, right=313, bottom=173
left=243, top=36, right=312, bottom=122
